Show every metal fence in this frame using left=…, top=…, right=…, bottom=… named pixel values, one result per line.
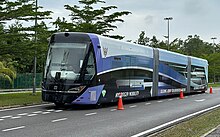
left=0, top=73, right=42, bottom=89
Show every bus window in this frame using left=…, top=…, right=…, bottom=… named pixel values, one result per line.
left=84, top=50, right=96, bottom=80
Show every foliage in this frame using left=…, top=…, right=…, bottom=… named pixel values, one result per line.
left=0, top=61, right=16, bottom=84
left=150, top=36, right=159, bottom=48
left=0, top=0, right=52, bottom=73
left=53, top=0, right=131, bottom=39
left=180, top=35, right=213, bottom=57
left=169, top=38, right=183, bottom=53
left=137, top=31, right=150, bottom=46
left=0, top=0, right=51, bottom=24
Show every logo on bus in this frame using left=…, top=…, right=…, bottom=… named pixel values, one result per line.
left=160, top=88, right=186, bottom=94
left=115, top=91, right=139, bottom=98
left=103, top=47, right=108, bottom=58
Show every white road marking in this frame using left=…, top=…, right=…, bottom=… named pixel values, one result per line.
left=85, top=112, right=97, bottom=116
left=52, top=118, right=67, bottom=123
left=145, top=103, right=151, bottom=105
left=168, top=99, right=173, bottom=101
left=129, top=105, right=137, bottom=108
left=185, top=96, right=188, bottom=98
left=0, top=103, right=53, bottom=112
left=157, top=101, right=163, bottom=103
left=47, top=109, right=55, bottom=112
left=201, top=125, right=220, bottom=137
left=110, top=109, right=117, bottom=112
left=42, top=112, right=51, bottom=115
left=11, top=116, right=21, bottom=119
left=2, top=126, right=25, bottom=132
left=54, top=110, right=63, bottom=113
left=17, top=113, right=28, bottom=116
left=195, top=99, right=206, bottom=102
left=0, top=115, right=13, bottom=119
left=32, top=111, right=43, bottom=114
left=0, top=119, right=4, bottom=121
left=27, top=114, right=38, bottom=117
left=131, top=104, right=220, bottom=137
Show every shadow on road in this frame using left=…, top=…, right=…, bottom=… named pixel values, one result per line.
left=42, top=91, right=206, bottom=111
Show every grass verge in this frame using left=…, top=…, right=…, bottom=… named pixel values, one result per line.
left=151, top=108, right=220, bottom=137
left=0, top=92, right=42, bottom=108
left=209, top=83, right=220, bottom=88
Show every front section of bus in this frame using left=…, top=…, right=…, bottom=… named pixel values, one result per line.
left=42, top=32, right=102, bottom=106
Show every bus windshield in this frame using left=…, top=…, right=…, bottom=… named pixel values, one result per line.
left=45, top=43, right=88, bottom=81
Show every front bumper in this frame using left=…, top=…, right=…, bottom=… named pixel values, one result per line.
left=42, top=90, right=80, bottom=103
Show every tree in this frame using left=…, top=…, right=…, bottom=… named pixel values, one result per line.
left=169, top=38, right=183, bottom=53
left=0, top=0, right=51, bottom=24
left=137, top=31, right=150, bottom=46
left=34, top=21, right=53, bottom=72
left=0, top=0, right=52, bottom=73
left=181, top=35, right=213, bottom=57
left=150, top=36, right=159, bottom=48
left=202, top=53, right=220, bottom=83
left=157, top=41, right=167, bottom=50
left=53, top=0, right=131, bottom=39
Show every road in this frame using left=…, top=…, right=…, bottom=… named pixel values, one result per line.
left=0, top=88, right=220, bottom=137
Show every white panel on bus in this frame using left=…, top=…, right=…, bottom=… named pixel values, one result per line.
left=98, top=35, right=153, bottom=58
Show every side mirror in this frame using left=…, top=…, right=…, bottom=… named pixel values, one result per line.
left=55, top=72, right=61, bottom=81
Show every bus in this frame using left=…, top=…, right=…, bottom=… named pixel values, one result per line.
left=42, top=32, right=208, bottom=106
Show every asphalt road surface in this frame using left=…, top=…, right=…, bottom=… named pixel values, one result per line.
left=0, top=88, right=220, bottom=137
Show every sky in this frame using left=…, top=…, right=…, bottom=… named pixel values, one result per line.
left=39, top=0, right=220, bottom=43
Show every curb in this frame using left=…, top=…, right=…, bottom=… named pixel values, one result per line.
left=0, top=102, right=50, bottom=110
left=0, top=103, right=53, bottom=112
left=0, top=88, right=41, bottom=93
left=0, top=91, right=41, bottom=94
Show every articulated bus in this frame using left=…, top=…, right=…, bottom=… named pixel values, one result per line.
left=42, top=32, right=208, bottom=106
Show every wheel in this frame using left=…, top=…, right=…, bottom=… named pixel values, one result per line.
left=54, top=102, right=65, bottom=108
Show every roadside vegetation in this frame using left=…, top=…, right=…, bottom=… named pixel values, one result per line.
left=208, top=83, right=220, bottom=87
left=0, top=92, right=42, bottom=108
left=0, top=61, right=16, bottom=86
left=151, top=108, right=220, bottom=137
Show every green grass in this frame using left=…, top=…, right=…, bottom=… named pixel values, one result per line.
left=0, top=92, right=42, bottom=108
left=209, top=83, right=220, bottom=88
left=152, top=108, right=220, bottom=137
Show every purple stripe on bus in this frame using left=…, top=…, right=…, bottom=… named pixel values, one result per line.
left=72, top=85, right=104, bottom=104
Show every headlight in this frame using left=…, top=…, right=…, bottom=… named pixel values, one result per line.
left=68, top=86, right=86, bottom=93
